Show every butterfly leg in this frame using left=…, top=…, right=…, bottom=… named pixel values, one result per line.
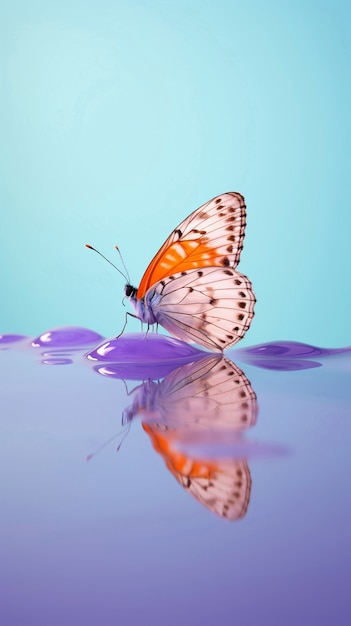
left=143, top=324, right=151, bottom=340
left=142, top=322, right=158, bottom=340
left=116, top=311, right=140, bottom=339
left=147, top=322, right=159, bottom=335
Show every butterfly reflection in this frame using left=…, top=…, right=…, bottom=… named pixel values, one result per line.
left=122, top=355, right=258, bottom=521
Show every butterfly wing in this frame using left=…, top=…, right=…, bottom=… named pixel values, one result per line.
left=178, top=460, right=252, bottom=521
left=147, top=267, right=255, bottom=351
left=143, top=423, right=252, bottom=520
left=137, top=192, right=246, bottom=299
left=152, top=355, right=257, bottom=430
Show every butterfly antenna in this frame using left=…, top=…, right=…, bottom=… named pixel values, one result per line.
left=114, top=245, right=131, bottom=284
left=85, top=244, right=128, bottom=282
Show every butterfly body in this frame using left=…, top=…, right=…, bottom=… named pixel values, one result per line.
left=124, top=193, right=255, bottom=351
left=125, top=283, right=159, bottom=325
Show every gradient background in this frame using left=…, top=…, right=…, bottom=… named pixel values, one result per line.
left=1, top=0, right=350, bottom=346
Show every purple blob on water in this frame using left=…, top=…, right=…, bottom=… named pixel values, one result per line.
left=238, top=340, right=350, bottom=358
left=86, top=333, right=206, bottom=363
left=0, top=334, right=28, bottom=345
left=31, top=326, right=104, bottom=348
left=250, top=358, right=322, bottom=371
left=28, top=326, right=105, bottom=366
left=93, top=361, right=196, bottom=380
left=233, top=340, right=351, bottom=371
left=86, top=333, right=207, bottom=380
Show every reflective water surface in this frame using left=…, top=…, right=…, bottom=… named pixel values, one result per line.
left=1, top=328, right=350, bottom=626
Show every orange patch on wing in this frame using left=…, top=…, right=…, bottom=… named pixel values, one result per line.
left=142, top=423, right=217, bottom=478
left=137, top=240, right=224, bottom=299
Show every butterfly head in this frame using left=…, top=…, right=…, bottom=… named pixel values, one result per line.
left=124, top=282, right=159, bottom=325
left=125, top=284, right=137, bottom=298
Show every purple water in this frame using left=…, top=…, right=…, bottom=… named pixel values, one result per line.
left=1, top=327, right=350, bottom=626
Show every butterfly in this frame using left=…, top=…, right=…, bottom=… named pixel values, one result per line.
left=123, top=354, right=258, bottom=520
left=124, top=192, right=256, bottom=351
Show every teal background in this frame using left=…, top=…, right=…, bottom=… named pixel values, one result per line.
left=1, top=0, right=350, bottom=346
